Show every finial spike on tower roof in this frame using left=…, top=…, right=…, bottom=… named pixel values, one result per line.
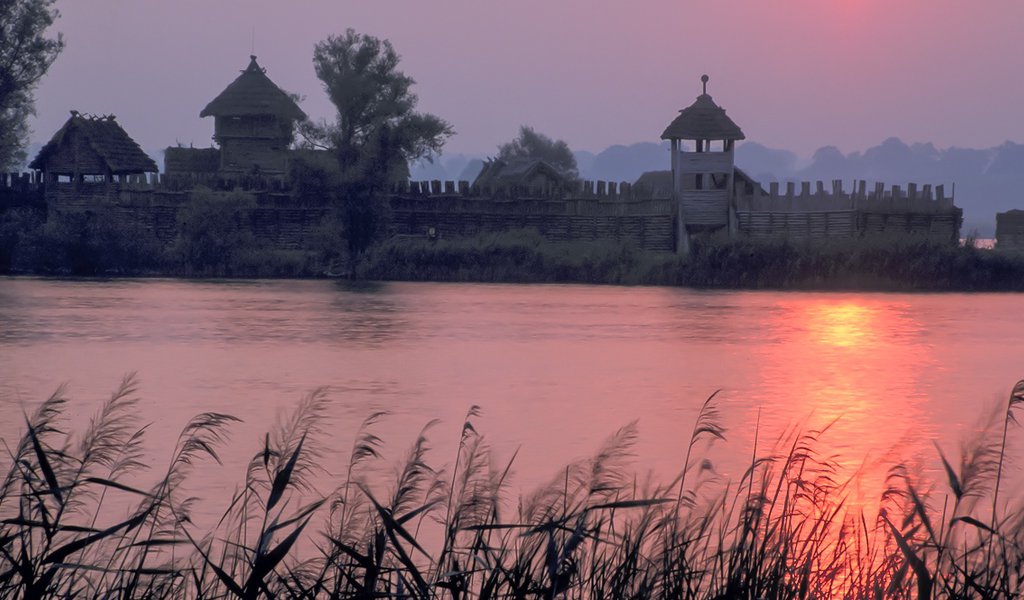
left=701, top=74, right=709, bottom=95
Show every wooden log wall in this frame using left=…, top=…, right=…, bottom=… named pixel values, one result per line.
left=0, top=172, right=44, bottom=208
left=736, top=179, right=961, bottom=242
left=680, top=190, right=729, bottom=226
left=737, top=210, right=858, bottom=239
left=23, top=171, right=965, bottom=252
left=388, top=194, right=675, bottom=252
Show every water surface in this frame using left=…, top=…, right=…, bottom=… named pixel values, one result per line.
left=1, top=278, right=1020, bottom=520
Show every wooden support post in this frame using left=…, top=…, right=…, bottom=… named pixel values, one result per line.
left=670, top=138, right=689, bottom=255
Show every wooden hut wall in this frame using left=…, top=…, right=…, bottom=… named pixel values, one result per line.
left=219, top=138, right=289, bottom=174
left=996, top=211, right=1024, bottom=250
left=214, top=115, right=292, bottom=140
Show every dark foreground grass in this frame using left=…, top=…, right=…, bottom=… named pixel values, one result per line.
left=3, top=377, right=1024, bottom=599
left=362, top=229, right=1024, bottom=291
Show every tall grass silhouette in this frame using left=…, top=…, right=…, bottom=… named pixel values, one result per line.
left=2, top=376, right=1023, bottom=598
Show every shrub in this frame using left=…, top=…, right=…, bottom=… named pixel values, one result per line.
left=13, top=209, right=164, bottom=275
left=173, top=188, right=260, bottom=277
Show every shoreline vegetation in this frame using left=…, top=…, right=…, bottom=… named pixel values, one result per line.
left=3, top=202, right=1024, bottom=291
left=2, top=376, right=1023, bottom=598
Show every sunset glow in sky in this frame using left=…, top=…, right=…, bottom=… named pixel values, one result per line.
left=29, top=0, right=1024, bottom=158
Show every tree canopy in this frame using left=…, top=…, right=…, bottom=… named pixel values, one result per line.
left=497, top=125, right=578, bottom=180
left=0, top=0, right=64, bottom=171
left=307, top=29, right=453, bottom=187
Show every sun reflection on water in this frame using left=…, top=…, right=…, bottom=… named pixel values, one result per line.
left=812, top=302, right=875, bottom=349
left=751, top=296, right=936, bottom=515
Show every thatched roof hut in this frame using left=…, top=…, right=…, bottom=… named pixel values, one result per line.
left=30, top=111, right=157, bottom=176
left=201, top=56, right=306, bottom=121
left=472, top=158, right=567, bottom=189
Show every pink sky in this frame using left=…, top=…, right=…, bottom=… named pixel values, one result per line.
left=29, top=0, right=1024, bottom=159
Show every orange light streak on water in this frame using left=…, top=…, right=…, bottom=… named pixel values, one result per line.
left=751, top=297, right=938, bottom=515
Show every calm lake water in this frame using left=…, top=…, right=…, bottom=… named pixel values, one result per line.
left=1, top=277, right=1022, bottom=522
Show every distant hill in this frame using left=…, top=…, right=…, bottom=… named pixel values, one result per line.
left=580, top=142, right=670, bottom=182
left=409, top=153, right=487, bottom=182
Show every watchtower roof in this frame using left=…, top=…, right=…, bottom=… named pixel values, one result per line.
left=30, top=111, right=158, bottom=173
left=200, top=56, right=307, bottom=121
left=661, top=76, right=745, bottom=142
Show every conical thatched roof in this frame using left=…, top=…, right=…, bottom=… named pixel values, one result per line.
left=200, top=56, right=306, bottom=120
left=30, top=111, right=158, bottom=173
left=661, top=77, right=744, bottom=141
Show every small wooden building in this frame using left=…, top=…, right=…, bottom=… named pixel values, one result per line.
left=200, top=55, right=306, bottom=176
left=996, top=210, right=1024, bottom=251
left=472, top=158, right=567, bottom=190
left=30, top=111, right=157, bottom=205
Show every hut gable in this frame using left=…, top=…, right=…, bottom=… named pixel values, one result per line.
left=472, top=158, right=567, bottom=189
left=200, top=56, right=306, bottom=120
left=30, top=111, right=158, bottom=175
left=661, top=93, right=745, bottom=142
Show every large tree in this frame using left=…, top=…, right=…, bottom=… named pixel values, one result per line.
left=305, top=29, right=452, bottom=259
left=308, top=29, right=452, bottom=184
left=497, top=125, right=578, bottom=180
left=0, top=0, right=64, bottom=171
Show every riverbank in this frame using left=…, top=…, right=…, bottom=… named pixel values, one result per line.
left=3, top=203, right=1023, bottom=290
left=360, top=229, right=1024, bottom=291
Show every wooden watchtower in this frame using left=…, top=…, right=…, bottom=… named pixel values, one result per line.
left=200, top=56, right=306, bottom=177
left=661, top=75, right=745, bottom=253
